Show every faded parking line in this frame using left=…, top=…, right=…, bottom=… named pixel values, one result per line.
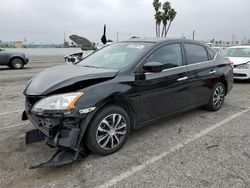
left=0, top=123, right=25, bottom=131
left=99, top=108, right=250, bottom=188
left=0, top=110, right=23, bottom=116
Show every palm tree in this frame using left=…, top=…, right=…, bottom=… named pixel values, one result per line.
left=153, top=0, right=161, bottom=37
left=165, top=8, right=177, bottom=36
left=161, top=1, right=171, bottom=37
left=155, top=11, right=162, bottom=37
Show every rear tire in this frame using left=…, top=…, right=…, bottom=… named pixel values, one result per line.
left=86, top=105, right=131, bottom=155
left=10, top=58, right=24, bottom=69
left=205, top=82, right=225, bottom=111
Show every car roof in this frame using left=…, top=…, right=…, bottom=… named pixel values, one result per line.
left=122, top=37, right=206, bottom=46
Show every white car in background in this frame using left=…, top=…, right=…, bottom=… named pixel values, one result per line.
left=212, top=46, right=226, bottom=54
left=222, top=46, right=250, bottom=80
left=64, top=51, right=93, bottom=65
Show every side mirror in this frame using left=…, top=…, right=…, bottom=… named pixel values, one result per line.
left=143, top=62, right=164, bottom=73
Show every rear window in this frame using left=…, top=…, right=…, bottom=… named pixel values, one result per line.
left=184, top=43, right=209, bottom=64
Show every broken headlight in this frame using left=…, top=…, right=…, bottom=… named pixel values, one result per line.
left=32, top=92, right=83, bottom=115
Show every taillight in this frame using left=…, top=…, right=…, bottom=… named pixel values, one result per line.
left=229, top=60, right=234, bottom=68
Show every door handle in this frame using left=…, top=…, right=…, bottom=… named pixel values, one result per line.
left=209, top=70, right=216, bottom=74
left=177, top=76, right=188, bottom=81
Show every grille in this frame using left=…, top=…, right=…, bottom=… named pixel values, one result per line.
left=234, top=73, right=247, bottom=77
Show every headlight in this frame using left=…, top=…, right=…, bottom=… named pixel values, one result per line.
left=32, top=92, right=83, bottom=114
left=235, top=62, right=250, bottom=69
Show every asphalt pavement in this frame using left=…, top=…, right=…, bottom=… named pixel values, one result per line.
left=0, top=56, right=249, bottom=188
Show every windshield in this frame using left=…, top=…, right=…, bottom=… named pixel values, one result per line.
left=77, top=42, right=154, bottom=70
left=222, top=47, right=250, bottom=57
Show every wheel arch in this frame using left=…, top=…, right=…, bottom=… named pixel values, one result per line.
left=218, top=77, right=228, bottom=95
left=94, top=96, right=136, bottom=130
left=78, top=93, right=136, bottom=141
left=78, top=95, right=136, bottom=148
left=9, top=56, right=25, bottom=64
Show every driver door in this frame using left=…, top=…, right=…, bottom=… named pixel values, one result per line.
left=135, top=43, right=190, bottom=123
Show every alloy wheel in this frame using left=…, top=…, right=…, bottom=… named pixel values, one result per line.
left=12, top=59, right=23, bottom=69
left=212, top=85, right=224, bottom=108
left=96, top=113, right=127, bottom=150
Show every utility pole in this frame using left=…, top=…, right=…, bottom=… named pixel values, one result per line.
left=192, top=30, right=195, bottom=40
left=64, top=31, right=66, bottom=46
left=116, top=31, right=119, bottom=42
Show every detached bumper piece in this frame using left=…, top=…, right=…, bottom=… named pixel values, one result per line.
left=29, top=146, right=90, bottom=169
left=25, top=129, right=46, bottom=144
left=30, top=149, right=79, bottom=169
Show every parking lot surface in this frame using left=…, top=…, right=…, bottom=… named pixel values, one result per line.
left=0, top=56, right=250, bottom=188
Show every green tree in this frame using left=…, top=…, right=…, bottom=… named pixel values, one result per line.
left=165, top=8, right=177, bottom=35
left=161, top=1, right=171, bottom=37
left=153, top=0, right=162, bottom=37
left=153, top=1, right=177, bottom=37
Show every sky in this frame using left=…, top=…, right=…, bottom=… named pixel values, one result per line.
left=0, top=0, right=250, bottom=44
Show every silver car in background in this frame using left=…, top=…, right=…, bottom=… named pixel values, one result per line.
left=0, top=48, right=29, bottom=69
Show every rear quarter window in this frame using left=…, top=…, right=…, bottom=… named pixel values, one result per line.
left=206, top=47, right=216, bottom=60
left=184, top=43, right=209, bottom=64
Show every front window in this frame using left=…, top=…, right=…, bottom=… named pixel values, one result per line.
left=77, top=42, right=154, bottom=70
left=222, top=48, right=250, bottom=58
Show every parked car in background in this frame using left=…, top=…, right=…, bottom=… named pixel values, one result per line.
left=222, top=46, right=250, bottom=80
left=64, top=51, right=84, bottom=65
left=22, top=38, right=233, bottom=168
left=0, top=48, right=29, bottom=69
left=64, top=44, right=111, bottom=65
left=65, top=35, right=97, bottom=65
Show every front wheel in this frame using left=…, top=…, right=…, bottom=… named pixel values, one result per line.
left=205, top=82, right=225, bottom=111
left=86, top=105, right=131, bottom=155
left=10, top=58, right=24, bottom=69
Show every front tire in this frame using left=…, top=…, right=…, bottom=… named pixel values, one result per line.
left=10, top=58, right=24, bottom=69
left=205, top=82, right=225, bottom=111
left=86, top=105, right=131, bottom=155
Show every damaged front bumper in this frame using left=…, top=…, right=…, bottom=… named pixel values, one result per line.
left=23, top=110, right=81, bottom=149
left=22, top=104, right=92, bottom=168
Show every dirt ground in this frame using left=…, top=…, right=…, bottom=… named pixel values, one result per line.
left=0, top=56, right=250, bottom=188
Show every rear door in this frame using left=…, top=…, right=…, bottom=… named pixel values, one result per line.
left=136, top=43, right=190, bottom=123
left=183, top=43, right=218, bottom=107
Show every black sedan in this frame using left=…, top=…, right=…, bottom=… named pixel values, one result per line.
left=0, top=49, right=29, bottom=69
left=22, top=38, right=233, bottom=167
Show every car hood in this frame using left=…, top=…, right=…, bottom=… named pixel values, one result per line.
left=25, top=65, right=118, bottom=95
left=228, top=57, right=250, bottom=65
